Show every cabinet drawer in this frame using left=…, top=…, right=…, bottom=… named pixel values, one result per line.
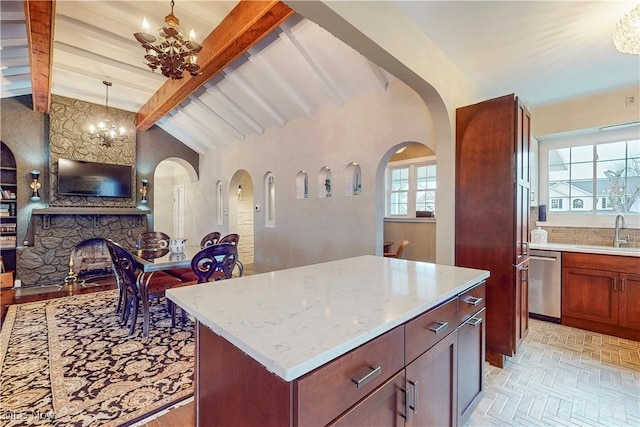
left=406, top=297, right=458, bottom=364
left=328, top=370, right=406, bottom=427
left=295, top=325, right=405, bottom=427
left=458, top=281, right=486, bottom=324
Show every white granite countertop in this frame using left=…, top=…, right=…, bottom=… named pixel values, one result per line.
left=531, top=242, right=640, bottom=257
left=167, top=255, right=489, bottom=381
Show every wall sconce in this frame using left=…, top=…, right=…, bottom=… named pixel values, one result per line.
left=140, top=178, right=149, bottom=204
left=237, top=185, right=243, bottom=200
left=30, top=170, right=41, bottom=201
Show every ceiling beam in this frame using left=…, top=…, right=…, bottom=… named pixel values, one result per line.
left=136, top=0, right=295, bottom=131
left=24, top=0, right=55, bottom=113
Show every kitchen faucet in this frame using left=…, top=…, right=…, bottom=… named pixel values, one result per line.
left=613, top=214, right=628, bottom=248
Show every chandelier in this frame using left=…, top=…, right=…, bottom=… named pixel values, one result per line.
left=133, top=0, right=202, bottom=79
left=88, top=81, right=126, bottom=148
left=614, top=5, right=640, bottom=55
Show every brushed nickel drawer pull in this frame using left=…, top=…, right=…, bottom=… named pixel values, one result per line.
left=400, top=387, right=409, bottom=420
left=428, top=321, right=448, bottom=334
left=351, top=366, right=381, bottom=388
left=465, top=296, right=483, bottom=306
left=408, top=380, right=418, bottom=413
left=465, top=317, right=482, bottom=327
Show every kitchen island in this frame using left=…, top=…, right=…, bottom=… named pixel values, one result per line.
left=167, top=255, right=489, bottom=426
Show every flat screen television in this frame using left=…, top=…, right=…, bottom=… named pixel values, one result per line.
left=57, top=158, right=132, bottom=198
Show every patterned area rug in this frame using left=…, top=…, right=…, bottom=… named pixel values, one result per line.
left=0, top=291, right=194, bottom=426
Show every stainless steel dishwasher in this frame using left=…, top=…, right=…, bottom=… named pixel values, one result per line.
left=529, top=249, right=562, bottom=322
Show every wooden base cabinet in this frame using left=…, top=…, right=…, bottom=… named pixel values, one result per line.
left=562, top=252, right=640, bottom=341
left=195, top=282, right=487, bottom=426
left=457, top=307, right=486, bottom=426
left=329, top=371, right=406, bottom=427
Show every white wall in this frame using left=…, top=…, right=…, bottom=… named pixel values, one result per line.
left=191, top=81, right=434, bottom=273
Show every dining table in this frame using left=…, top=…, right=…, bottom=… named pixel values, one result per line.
left=132, top=245, right=202, bottom=336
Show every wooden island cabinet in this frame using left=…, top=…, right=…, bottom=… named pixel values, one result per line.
left=167, top=256, right=489, bottom=426
left=562, top=252, right=640, bottom=341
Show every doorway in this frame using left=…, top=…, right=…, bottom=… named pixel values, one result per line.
left=153, top=159, right=196, bottom=241
left=229, top=170, right=255, bottom=267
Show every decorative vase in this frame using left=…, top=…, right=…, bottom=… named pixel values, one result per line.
left=169, top=238, right=187, bottom=254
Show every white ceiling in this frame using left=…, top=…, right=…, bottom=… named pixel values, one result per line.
left=1, top=1, right=638, bottom=155
left=395, top=1, right=640, bottom=107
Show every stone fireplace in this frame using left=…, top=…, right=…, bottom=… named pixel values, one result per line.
left=15, top=95, right=147, bottom=287
left=18, top=209, right=147, bottom=286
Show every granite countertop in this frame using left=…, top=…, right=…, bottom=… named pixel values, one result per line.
left=531, top=242, right=640, bottom=257
left=167, top=255, right=489, bottom=381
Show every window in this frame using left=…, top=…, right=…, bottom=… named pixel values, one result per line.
left=389, top=167, right=409, bottom=215
left=386, top=157, right=436, bottom=218
left=540, top=126, right=640, bottom=225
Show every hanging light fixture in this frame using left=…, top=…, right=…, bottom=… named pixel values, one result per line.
left=133, top=0, right=202, bottom=79
left=614, top=5, right=640, bottom=55
left=88, top=81, right=126, bottom=148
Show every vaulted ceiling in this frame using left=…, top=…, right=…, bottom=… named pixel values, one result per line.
left=2, top=1, right=638, bottom=155
left=1, top=0, right=394, bottom=155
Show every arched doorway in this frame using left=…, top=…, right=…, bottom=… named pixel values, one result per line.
left=229, top=170, right=254, bottom=270
left=153, top=159, right=197, bottom=242
left=377, top=142, right=437, bottom=262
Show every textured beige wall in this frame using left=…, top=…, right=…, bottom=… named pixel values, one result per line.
left=194, top=80, right=434, bottom=273
left=531, top=86, right=640, bottom=137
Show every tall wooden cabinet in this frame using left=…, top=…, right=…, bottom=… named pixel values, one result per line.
left=455, top=94, right=531, bottom=367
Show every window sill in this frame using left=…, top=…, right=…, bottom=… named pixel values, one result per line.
left=384, top=217, right=436, bottom=223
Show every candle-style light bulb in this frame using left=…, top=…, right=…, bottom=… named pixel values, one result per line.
left=89, top=124, right=96, bottom=132
left=189, top=29, right=195, bottom=41
left=142, top=17, right=150, bottom=33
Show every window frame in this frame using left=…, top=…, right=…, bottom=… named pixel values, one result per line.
left=538, top=125, right=640, bottom=228
left=385, top=155, right=436, bottom=220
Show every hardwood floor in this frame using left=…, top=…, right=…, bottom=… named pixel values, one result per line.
left=0, top=276, right=117, bottom=322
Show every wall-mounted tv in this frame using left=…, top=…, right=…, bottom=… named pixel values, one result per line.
left=57, top=158, right=132, bottom=198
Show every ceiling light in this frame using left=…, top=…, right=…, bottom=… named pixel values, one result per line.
left=396, top=146, right=406, bottom=154
left=614, top=5, right=640, bottom=55
left=88, top=81, right=127, bottom=148
left=133, top=0, right=202, bottom=79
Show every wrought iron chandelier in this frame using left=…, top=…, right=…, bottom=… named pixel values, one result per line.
left=133, top=0, right=202, bottom=79
left=614, top=5, right=640, bottom=55
left=88, top=81, right=126, bottom=148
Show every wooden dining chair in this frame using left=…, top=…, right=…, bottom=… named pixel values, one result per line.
left=190, top=243, right=238, bottom=283
left=106, top=239, right=185, bottom=335
left=384, top=240, right=409, bottom=258
left=219, top=233, right=244, bottom=276
left=166, top=231, right=222, bottom=279
left=200, top=231, right=221, bottom=248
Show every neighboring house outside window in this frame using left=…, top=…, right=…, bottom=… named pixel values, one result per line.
left=539, top=126, right=640, bottom=226
left=386, top=156, right=436, bottom=219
